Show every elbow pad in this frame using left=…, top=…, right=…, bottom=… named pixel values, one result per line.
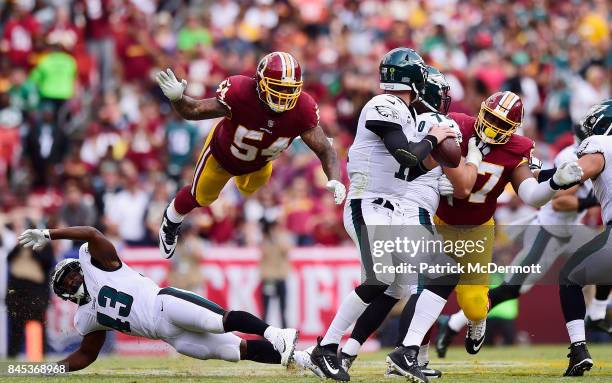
left=517, top=177, right=556, bottom=208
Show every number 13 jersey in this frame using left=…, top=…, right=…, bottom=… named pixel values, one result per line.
left=436, top=112, right=534, bottom=225
left=211, top=75, right=319, bottom=176
left=73, top=243, right=161, bottom=338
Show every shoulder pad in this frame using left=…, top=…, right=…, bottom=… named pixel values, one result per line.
left=577, top=136, right=605, bottom=157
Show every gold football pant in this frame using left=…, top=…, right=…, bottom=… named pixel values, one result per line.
left=434, top=215, right=495, bottom=321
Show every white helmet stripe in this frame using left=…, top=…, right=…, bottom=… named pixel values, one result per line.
left=277, top=52, right=287, bottom=80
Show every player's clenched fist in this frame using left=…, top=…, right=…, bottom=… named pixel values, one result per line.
left=326, top=180, right=346, bottom=204
left=156, top=68, right=187, bottom=101
left=551, top=161, right=583, bottom=190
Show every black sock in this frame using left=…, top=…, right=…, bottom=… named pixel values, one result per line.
left=354, top=283, right=389, bottom=303
left=425, top=273, right=460, bottom=299
left=244, top=340, right=281, bottom=364
left=397, top=293, right=419, bottom=346
left=560, top=284, right=586, bottom=323
left=224, top=311, right=269, bottom=336
left=595, top=285, right=612, bottom=300
left=351, top=294, right=399, bottom=344
left=489, top=283, right=521, bottom=308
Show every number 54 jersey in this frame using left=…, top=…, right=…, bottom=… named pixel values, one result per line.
left=436, top=112, right=534, bottom=226
left=73, top=244, right=161, bottom=338
left=211, top=75, right=319, bottom=176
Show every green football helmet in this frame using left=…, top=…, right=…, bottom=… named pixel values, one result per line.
left=379, top=47, right=428, bottom=96
left=420, top=66, right=451, bottom=114
left=575, top=99, right=612, bottom=143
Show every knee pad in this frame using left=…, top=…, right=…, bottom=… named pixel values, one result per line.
left=355, top=283, right=389, bottom=303
left=384, top=282, right=416, bottom=300
left=200, top=312, right=225, bottom=334
left=456, top=285, right=489, bottom=321
left=216, top=343, right=241, bottom=362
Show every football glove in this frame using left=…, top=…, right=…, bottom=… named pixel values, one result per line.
left=156, top=68, right=187, bottom=101
left=528, top=155, right=543, bottom=170
left=438, top=175, right=454, bottom=196
left=326, top=180, right=346, bottom=205
left=18, top=229, right=51, bottom=251
left=551, top=161, right=583, bottom=190
left=466, top=136, right=490, bottom=167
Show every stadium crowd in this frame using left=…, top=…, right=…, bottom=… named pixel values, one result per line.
left=0, top=0, right=609, bottom=252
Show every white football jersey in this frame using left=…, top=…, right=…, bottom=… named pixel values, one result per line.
left=577, top=135, right=612, bottom=224
left=74, top=244, right=161, bottom=338
left=537, top=145, right=593, bottom=236
left=347, top=94, right=449, bottom=213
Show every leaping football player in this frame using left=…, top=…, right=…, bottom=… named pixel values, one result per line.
left=18, top=226, right=303, bottom=372
left=386, top=91, right=584, bottom=382
left=155, top=52, right=345, bottom=258
left=556, top=99, right=612, bottom=376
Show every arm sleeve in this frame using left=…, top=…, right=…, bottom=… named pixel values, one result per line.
left=517, top=177, right=556, bottom=208
left=365, top=120, right=437, bottom=168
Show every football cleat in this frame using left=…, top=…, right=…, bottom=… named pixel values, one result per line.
left=271, top=328, right=298, bottom=367
left=310, top=337, right=350, bottom=381
left=385, top=346, right=428, bottom=383
left=465, top=319, right=486, bottom=355
left=384, top=363, right=442, bottom=379
left=564, top=341, right=593, bottom=376
left=158, top=207, right=181, bottom=259
left=585, top=315, right=612, bottom=334
left=340, top=351, right=357, bottom=372
left=435, top=315, right=457, bottom=358
left=292, top=346, right=325, bottom=378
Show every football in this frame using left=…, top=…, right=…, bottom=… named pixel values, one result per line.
left=431, top=137, right=461, bottom=168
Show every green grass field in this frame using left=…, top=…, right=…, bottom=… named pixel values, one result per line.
left=3, top=345, right=612, bottom=382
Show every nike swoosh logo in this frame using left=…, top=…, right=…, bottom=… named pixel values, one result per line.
left=323, top=357, right=339, bottom=375
left=472, top=336, right=485, bottom=352
left=159, top=236, right=175, bottom=257
left=403, top=355, right=414, bottom=367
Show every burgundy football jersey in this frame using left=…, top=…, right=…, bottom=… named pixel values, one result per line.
left=210, top=75, right=319, bottom=175
left=436, top=112, right=534, bottom=225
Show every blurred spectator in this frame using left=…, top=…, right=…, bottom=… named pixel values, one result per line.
left=259, top=220, right=291, bottom=328
left=6, top=242, right=54, bottom=357
left=103, top=161, right=149, bottom=245
left=168, top=220, right=205, bottom=295
left=59, top=182, right=97, bottom=248
left=1, top=0, right=40, bottom=69
left=8, top=67, right=39, bottom=113
left=570, top=65, right=609, bottom=125
left=178, top=13, right=212, bottom=53
left=284, top=177, right=315, bottom=246
left=145, top=179, right=169, bottom=244
left=165, top=110, right=200, bottom=180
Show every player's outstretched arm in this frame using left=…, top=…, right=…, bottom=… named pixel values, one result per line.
left=301, top=125, right=346, bottom=204
left=58, top=331, right=106, bottom=371
left=512, top=161, right=584, bottom=208
left=19, top=226, right=121, bottom=270
left=155, top=68, right=229, bottom=121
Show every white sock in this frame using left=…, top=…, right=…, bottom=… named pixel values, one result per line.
left=403, top=290, right=447, bottom=347
left=566, top=319, right=586, bottom=344
left=448, top=310, right=469, bottom=332
left=166, top=200, right=185, bottom=223
left=263, top=326, right=280, bottom=343
left=418, top=343, right=429, bottom=366
left=586, top=298, right=609, bottom=321
left=342, top=338, right=361, bottom=356
left=321, top=291, right=368, bottom=346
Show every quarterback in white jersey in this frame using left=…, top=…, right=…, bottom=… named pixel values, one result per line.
left=555, top=99, right=612, bottom=377
left=17, top=226, right=300, bottom=372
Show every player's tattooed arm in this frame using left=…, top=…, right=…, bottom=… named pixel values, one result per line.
left=172, top=96, right=229, bottom=121
left=59, top=331, right=106, bottom=371
left=301, top=125, right=341, bottom=181
left=49, top=226, right=121, bottom=270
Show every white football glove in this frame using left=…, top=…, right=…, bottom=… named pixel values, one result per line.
left=466, top=136, right=490, bottom=167
left=156, top=68, right=187, bottom=101
left=326, top=180, right=346, bottom=205
left=437, top=175, right=454, bottom=196
left=552, top=161, right=583, bottom=189
left=528, top=155, right=543, bottom=170
left=18, top=229, right=51, bottom=252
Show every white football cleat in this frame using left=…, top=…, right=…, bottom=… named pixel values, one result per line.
left=270, top=328, right=298, bottom=366
left=465, top=318, right=487, bottom=355
left=159, top=207, right=181, bottom=259
left=292, top=346, right=325, bottom=378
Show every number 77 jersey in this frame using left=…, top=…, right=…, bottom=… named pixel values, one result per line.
left=436, top=112, right=534, bottom=226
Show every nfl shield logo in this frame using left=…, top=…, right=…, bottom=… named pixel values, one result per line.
left=268, top=120, right=274, bottom=128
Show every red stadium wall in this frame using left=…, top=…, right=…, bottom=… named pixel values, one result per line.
left=46, top=247, right=568, bottom=355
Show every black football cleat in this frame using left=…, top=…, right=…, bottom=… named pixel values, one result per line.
left=585, top=315, right=612, bottom=334
left=564, top=341, right=593, bottom=376
left=465, top=319, right=486, bottom=355
left=158, top=207, right=181, bottom=259
left=340, top=351, right=357, bottom=372
left=310, top=337, right=350, bottom=381
left=420, top=362, right=442, bottom=379
left=386, top=346, right=428, bottom=383
left=435, top=315, right=457, bottom=358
